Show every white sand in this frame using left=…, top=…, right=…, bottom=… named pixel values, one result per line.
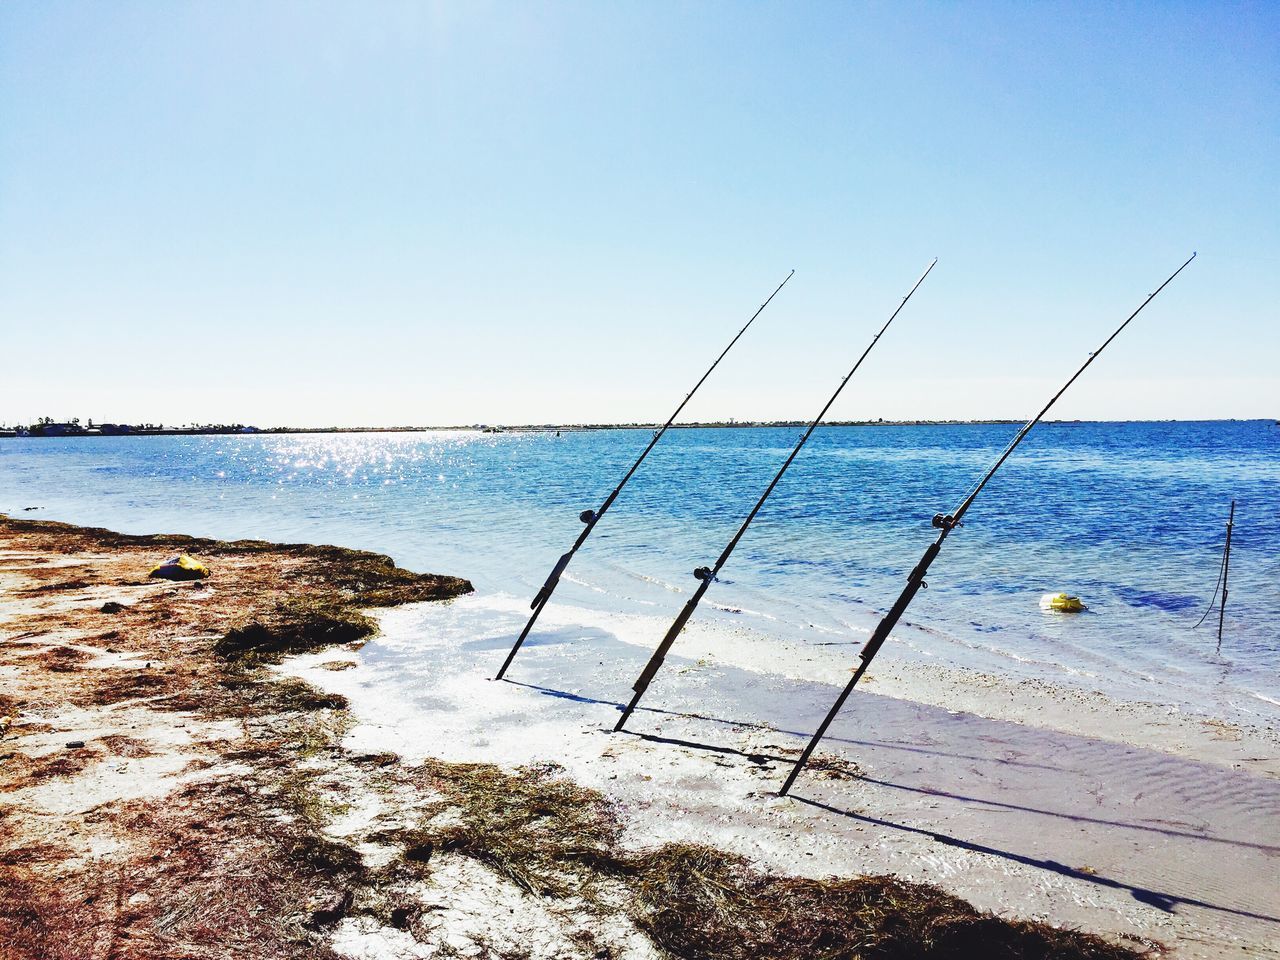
left=286, top=594, right=1280, bottom=960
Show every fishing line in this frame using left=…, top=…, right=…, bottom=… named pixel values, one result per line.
left=1192, top=546, right=1228, bottom=630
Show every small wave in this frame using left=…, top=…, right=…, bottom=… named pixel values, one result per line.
left=560, top=573, right=609, bottom=594
left=612, top=569, right=684, bottom=593
left=707, top=603, right=779, bottom=621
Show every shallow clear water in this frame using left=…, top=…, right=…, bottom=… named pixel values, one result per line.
left=2, top=421, right=1276, bottom=722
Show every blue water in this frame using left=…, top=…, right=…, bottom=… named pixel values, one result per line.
left=2, top=422, right=1276, bottom=721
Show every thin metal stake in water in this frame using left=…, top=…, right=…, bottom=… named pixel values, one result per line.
left=1217, top=500, right=1235, bottom=653
left=778, top=252, right=1197, bottom=797
left=1194, top=499, right=1235, bottom=639
left=614, top=258, right=938, bottom=732
left=494, top=270, right=795, bottom=681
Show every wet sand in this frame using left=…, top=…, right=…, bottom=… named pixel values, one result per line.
left=286, top=595, right=1280, bottom=959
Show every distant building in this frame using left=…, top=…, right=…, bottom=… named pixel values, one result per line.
left=35, top=422, right=87, bottom=437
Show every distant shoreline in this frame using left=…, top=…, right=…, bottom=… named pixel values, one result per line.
left=1, top=418, right=1272, bottom=438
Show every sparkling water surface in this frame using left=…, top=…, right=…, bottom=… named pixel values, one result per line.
left=2, top=422, right=1276, bottom=722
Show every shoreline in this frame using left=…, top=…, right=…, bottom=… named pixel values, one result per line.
left=3, top=516, right=1277, bottom=958
left=2, top=417, right=1272, bottom=439
left=519, top=596, right=1280, bottom=779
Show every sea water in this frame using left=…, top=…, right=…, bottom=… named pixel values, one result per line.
left=2, top=421, right=1276, bottom=723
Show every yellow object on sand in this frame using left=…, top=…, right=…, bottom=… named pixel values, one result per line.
left=149, top=554, right=210, bottom=581
left=1041, top=592, right=1085, bottom=613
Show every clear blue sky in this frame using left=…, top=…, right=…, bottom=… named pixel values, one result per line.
left=2, top=1, right=1276, bottom=427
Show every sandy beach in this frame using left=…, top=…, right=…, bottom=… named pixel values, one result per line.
left=3, top=515, right=1277, bottom=959
left=287, top=597, right=1280, bottom=959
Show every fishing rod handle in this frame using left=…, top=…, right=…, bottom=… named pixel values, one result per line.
left=532, top=551, right=574, bottom=608
left=633, top=605, right=694, bottom=692
left=779, top=658, right=870, bottom=796
left=632, top=577, right=712, bottom=692
left=859, top=550, right=934, bottom=663
left=781, top=537, right=943, bottom=789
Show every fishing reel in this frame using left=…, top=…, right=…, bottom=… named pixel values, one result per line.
left=580, top=510, right=596, bottom=524
left=931, top=513, right=961, bottom=530
left=693, top=566, right=716, bottom=582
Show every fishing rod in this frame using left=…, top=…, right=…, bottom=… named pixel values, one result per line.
left=494, top=270, right=795, bottom=681
left=614, top=259, right=938, bottom=731
left=778, top=252, right=1197, bottom=796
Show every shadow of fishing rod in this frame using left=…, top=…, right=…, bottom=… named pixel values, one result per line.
left=844, top=771, right=1280, bottom=854
left=793, top=795, right=1280, bottom=926
left=507, top=676, right=1275, bottom=852
left=506, top=678, right=1068, bottom=772
left=613, top=718, right=1273, bottom=853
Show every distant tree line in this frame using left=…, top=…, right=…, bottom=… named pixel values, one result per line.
left=0, top=418, right=261, bottom=437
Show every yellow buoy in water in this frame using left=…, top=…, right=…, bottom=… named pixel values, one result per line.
left=1040, top=592, right=1085, bottom=613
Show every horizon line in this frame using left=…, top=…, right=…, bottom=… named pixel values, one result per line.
left=2, top=416, right=1275, bottom=438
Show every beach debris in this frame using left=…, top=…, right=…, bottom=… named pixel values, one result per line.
left=148, top=554, right=210, bottom=581
left=216, top=598, right=376, bottom=662
left=305, top=888, right=354, bottom=929
left=65, top=740, right=85, bottom=749
left=1041, top=593, right=1086, bottom=612
left=37, top=646, right=93, bottom=672
left=616, top=259, right=938, bottom=732
left=403, top=841, right=434, bottom=863
left=350, top=751, right=397, bottom=766
left=780, top=253, right=1198, bottom=796
left=495, top=269, right=796, bottom=681
left=395, top=759, right=1143, bottom=960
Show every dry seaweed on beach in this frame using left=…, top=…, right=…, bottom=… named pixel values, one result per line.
left=626, top=843, right=1141, bottom=960
left=216, top=597, right=378, bottom=662
left=401, top=758, right=625, bottom=897
left=393, top=758, right=1145, bottom=960
left=0, top=515, right=470, bottom=959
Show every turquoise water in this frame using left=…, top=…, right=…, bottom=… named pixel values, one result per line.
left=2, top=421, right=1276, bottom=721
